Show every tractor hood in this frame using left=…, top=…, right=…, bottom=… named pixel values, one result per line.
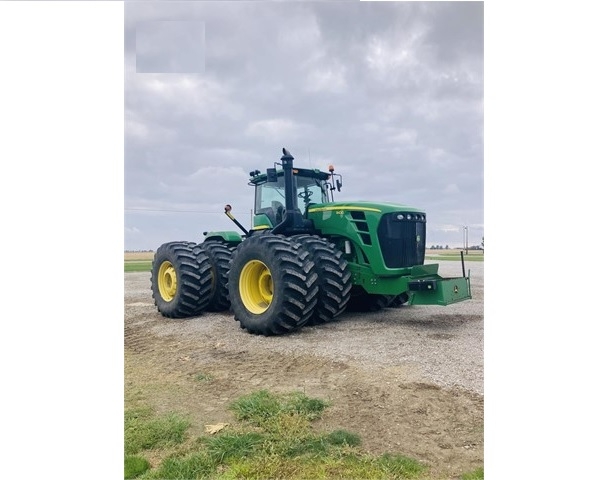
left=307, top=201, right=425, bottom=216
left=306, top=200, right=428, bottom=275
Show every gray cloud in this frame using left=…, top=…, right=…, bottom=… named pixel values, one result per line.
left=125, top=1, right=483, bottom=250
left=136, top=20, right=206, bottom=73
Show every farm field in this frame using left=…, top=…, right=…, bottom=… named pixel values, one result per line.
left=124, top=258, right=484, bottom=478
left=124, top=249, right=483, bottom=272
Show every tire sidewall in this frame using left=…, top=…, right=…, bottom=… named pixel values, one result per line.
left=200, top=241, right=232, bottom=311
left=291, top=234, right=352, bottom=323
left=151, top=242, right=211, bottom=317
left=229, top=236, right=302, bottom=332
left=151, top=243, right=186, bottom=315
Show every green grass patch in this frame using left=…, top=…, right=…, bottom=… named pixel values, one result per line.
left=230, top=389, right=328, bottom=430
left=124, top=391, right=481, bottom=479
left=462, top=467, right=484, bottom=479
left=325, top=429, right=362, bottom=447
left=124, top=455, right=150, bottom=479
left=143, top=452, right=216, bottom=480
left=203, top=432, right=264, bottom=463
left=282, top=435, right=331, bottom=458
left=124, top=407, right=190, bottom=454
left=216, top=451, right=425, bottom=479
left=125, top=261, right=152, bottom=272
left=229, top=389, right=282, bottom=424
left=377, top=453, right=426, bottom=478
left=281, top=429, right=362, bottom=458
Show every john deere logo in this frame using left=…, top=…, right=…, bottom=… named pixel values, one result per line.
left=453, top=285, right=459, bottom=294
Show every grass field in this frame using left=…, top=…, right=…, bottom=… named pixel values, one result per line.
left=425, top=249, right=484, bottom=262
left=125, top=252, right=155, bottom=261
left=125, top=252, right=154, bottom=272
left=124, top=249, right=483, bottom=272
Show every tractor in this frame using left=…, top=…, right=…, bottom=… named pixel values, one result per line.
left=150, top=148, right=471, bottom=335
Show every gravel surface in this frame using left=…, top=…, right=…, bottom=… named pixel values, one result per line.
left=126, top=259, right=483, bottom=395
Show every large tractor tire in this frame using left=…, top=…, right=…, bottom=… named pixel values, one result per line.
left=151, top=241, right=213, bottom=318
left=291, top=234, right=352, bottom=324
left=227, top=234, right=318, bottom=335
left=200, top=241, right=232, bottom=312
left=346, top=287, right=393, bottom=312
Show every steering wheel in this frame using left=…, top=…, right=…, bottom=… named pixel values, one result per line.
left=298, top=191, right=312, bottom=200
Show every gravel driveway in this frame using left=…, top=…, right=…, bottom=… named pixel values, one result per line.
left=126, top=259, right=483, bottom=395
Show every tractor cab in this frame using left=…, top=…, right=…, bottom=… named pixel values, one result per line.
left=250, top=169, right=329, bottom=227
left=249, top=165, right=332, bottom=230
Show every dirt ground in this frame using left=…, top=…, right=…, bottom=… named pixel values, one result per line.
left=124, top=261, right=483, bottom=478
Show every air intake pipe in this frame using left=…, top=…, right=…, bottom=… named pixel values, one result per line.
left=272, top=148, right=310, bottom=235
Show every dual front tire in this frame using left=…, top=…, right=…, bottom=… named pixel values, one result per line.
left=227, top=234, right=317, bottom=335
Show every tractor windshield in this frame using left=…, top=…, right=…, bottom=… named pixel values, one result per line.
left=255, top=173, right=327, bottom=220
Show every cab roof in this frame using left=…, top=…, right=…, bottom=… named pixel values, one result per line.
left=249, top=168, right=331, bottom=185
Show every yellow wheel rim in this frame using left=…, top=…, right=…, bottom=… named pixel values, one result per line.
left=158, top=260, right=178, bottom=302
left=239, top=259, right=273, bottom=314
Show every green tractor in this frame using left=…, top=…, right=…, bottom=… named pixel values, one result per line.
left=151, top=148, right=471, bottom=335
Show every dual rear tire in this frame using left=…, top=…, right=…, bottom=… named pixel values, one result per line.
left=151, top=240, right=233, bottom=318
left=227, top=234, right=352, bottom=335
left=150, top=242, right=213, bottom=318
left=199, top=241, right=232, bottom=312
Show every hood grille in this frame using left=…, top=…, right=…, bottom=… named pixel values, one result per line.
left=377, top=213, right=426, bottom=268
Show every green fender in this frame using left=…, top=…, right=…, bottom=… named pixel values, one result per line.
left=203, top=231, right=243, bottom=247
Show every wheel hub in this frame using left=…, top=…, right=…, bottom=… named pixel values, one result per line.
left=158, top=260, right=178, bottom=302
left=239, top=259, right=273, bottom=314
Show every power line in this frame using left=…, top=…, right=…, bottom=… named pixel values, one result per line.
left=125, top=207, right=250, bottom=214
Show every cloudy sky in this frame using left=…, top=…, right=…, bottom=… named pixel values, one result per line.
left=6, top=4, right=610, bottom=477
left=124, top=1, right=483, bottom=251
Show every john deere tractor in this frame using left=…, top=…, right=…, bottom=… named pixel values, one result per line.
left=151, top=148, right=471, bottom=335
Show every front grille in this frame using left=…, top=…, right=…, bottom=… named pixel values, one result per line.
left=377, top=213, right=426, bottom=268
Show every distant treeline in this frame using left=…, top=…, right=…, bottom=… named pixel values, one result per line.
left=428, top=245, right=483, bottom=251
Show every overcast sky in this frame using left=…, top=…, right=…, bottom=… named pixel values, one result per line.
left=5, top=3, right=610, bottom=475
left=124, top=1, right=483, bottom=250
